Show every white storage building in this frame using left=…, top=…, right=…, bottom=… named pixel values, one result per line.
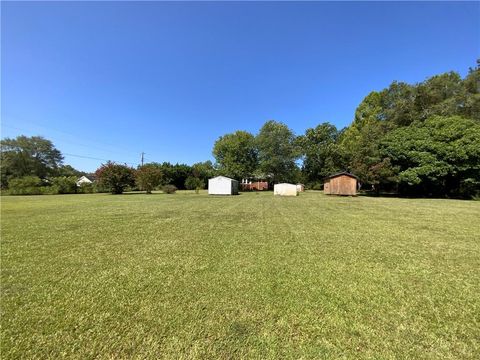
left=274, top=183, right=298, bottom=196
left=208, top=176, right=239, bottom=195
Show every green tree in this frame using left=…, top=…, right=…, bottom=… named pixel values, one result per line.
left=50, top=176, right=78, bottom=194
left=414, top=72, right=465, bottom=121
left=1, top=135, right=63, bottom=186
left=297, top=123, right=344, bottom=184
left=7, top=176, right=43, bottom=195
left=185, top=176, right=205, bottom=193
left=136, top=164, right=163, bottom=194
left=213, top=131, right=257, bottom=179
left=191, top=161, right=216, bottom=184
left=57, top=165, right=83, bottom=177
left=95, top=161, right=135, bottom=194
left=381, top=116, right=480, bottom=198
left=339, top=92, right=392, bottom=187
left=155, top=162, right=192, bottom=189
left=256, top=120, right=299, bottom=183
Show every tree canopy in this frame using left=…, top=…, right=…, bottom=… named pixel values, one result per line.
left=1, top=135, right=64, bottom=186
left=213, top=131, right=257, bottom=179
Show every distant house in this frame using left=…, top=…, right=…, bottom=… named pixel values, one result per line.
left=274, top=183, right=298, bottom=196
left=296, top=184, right=305, bottom=192
left=323, top=172, right=359, bottom=196
left=76, top=176, right=93, bottom=187
left=240, top=179, right=268, bottom=191
left=208, top=176, right=239, bottom=195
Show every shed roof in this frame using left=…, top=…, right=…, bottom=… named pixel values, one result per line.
left=325, top=171, right=359, bottom=180
left=210, top=176, right=238, bottom=182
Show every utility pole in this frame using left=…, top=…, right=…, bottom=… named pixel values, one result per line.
left=141, top=152, right=145, bottom=166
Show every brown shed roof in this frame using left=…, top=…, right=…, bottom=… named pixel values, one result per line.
left=325, top=171, right=359, bottom=180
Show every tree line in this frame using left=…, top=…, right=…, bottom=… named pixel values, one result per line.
left=1, top=61, right=479, bottom=197
left=212, top=62, right=480, bottom=198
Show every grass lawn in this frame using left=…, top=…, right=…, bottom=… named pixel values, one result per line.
left=1, top=191, right=479, bottom=359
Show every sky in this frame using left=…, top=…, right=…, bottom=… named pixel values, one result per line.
left=2, top=1, right=479, bottom=172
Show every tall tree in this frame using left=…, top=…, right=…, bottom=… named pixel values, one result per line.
left=213, top=130, right=257, bottom=179
left=256, top=120, right=299, bottom=183
left=339, top=92, right=392, bottom=186
left=381, top=116, right=480, bottom=198
left=297, top=123, right=344, bottom=184
left=1, top=135, right=63, bottom=186
left=191, top=160, right=216, bottom=184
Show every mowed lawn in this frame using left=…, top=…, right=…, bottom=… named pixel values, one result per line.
left=1, top=192, right=479, bottom=359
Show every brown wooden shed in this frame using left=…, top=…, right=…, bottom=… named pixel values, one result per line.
left=324, top=172, right=359, bottom=196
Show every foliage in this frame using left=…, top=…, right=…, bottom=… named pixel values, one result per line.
left=162, top=184, right=177, bottom=194
left=57, top=165, right=84, bottom=178
left=213, top=131, right=257, bottom=179
left=256, top=120, right=299, bottom=183
left=6, top=176, right=43, bottom=195
left=0, top=135, right=64, bottom=187
left=50, top=176, right=78, bottom=194
left=191, top=161, right=216, bottom=186
left=184, top=176, right=204, bottom=193
left=78, top=182, right=95, bottom=194
left=155, top=162, right=192, bottom=189
left=136, top=164, right=163, bottom=194
left=297, top=123, right=345, bottom=184
left=381, top=116, right=480, bottom=198
left=94, top=161, right=135, bottom=194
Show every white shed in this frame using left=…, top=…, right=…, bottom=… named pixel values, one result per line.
left=208, top=176, right=239, bottom=195
left=274, top=183, right=298, bottom=196
left=296, top=184, right=305, bottom=192
left=76, top=176, right=93, bottom=187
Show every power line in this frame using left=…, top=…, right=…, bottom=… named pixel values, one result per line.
left=1, top=123, right=141, bottom=160
left=2, top=124, right=139, bottom=167
left=63, top=153, right=137, bottom=167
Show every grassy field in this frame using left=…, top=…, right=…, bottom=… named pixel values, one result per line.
left=1, top=191, right=479, bottom=359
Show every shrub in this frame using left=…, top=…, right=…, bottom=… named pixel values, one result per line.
left=185, top=176, right=204, bottom=194
left=136, top=164, right=163, bottom=194
left=78, top=182, right=95, bottom=194
left=50, top=176, right=78, bottom=194
left=95, top=162, right=135, bottom=194
left=7, top=176, right=43, bottom=195
left=162, top=184, right=177, bottom=194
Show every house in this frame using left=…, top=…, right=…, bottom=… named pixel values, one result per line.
left=323, top=172, right=359, bottom=196
left=76, top=176, right=93, bottom=187
left=274, top=183, right=298, bottom=196
left=296, top=184, right=305, bottom=192
left=208, top=176, right=239, bottom=195
left=240, top=179, right=268, bottom=191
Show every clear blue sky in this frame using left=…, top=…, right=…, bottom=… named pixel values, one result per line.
left=2, top=1, right=479, bottom=172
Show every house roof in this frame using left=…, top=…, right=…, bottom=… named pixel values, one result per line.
left=325, top=171, right=359, bottom=180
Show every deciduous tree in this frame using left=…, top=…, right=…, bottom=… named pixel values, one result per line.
left=213, top=130, right=257, bottom=179
left=95, top=161, right=135, bottom=194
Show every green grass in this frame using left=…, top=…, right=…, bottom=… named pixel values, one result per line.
left=1, top=191, right=479, bottom=359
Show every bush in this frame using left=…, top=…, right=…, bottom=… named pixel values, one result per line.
left=95, top=161, right=135, bottom=194
left=7, top=176, right=43, bottom=195
left=50, top=176, right=78, bottom=194
left=78, top=182, right=95, bottom=194
left=162, top=184, right=177, bottom=194
left=185, top=176, right=204, bottom=194
left=136, top=164, right=163, bottom=194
